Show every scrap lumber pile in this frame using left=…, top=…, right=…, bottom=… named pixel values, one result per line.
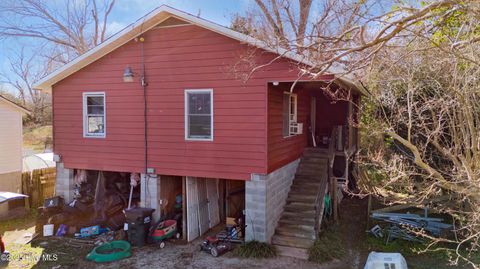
left=369, top=208, right=453, bottom=244
left=36, top=172, right=135, bottom=238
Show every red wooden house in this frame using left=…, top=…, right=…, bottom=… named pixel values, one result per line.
left=34, top=6, right=363, bottom=258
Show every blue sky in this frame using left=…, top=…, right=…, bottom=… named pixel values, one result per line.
left=0, top=0, right=251, bottom=93
left=112, top=0, right=250, bottom=30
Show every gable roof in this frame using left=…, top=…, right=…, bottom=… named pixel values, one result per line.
left=0, top=95, right=30, bottom=115
left=33, top=5, right=365, bottom=94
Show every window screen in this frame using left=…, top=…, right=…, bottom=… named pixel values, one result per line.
left=83, top=93, right=105, bottom=137
left=283, top=92, right=298, bottom=137
left=186, top=90, right=213, bottom=140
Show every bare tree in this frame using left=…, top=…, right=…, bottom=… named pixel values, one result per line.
left=0, top=48, right=52, bottom=124
left=240, top=0, right=313, bottom=51
left=359, top=40, right=480, bottom=267
left=237, top=0, right=479, bottom=78
left=236, top=0, right=480, bottom=266
left=0, top=0, right=116, bottom=60
left=0, top=0, right=117, bottom=125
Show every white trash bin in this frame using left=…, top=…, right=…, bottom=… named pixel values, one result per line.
left=364, top=252, right=408, bottom=269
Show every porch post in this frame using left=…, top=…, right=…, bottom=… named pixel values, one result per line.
left=55, top=162, right=74, bottom=203
left=140, top=173, right=160, bottom=222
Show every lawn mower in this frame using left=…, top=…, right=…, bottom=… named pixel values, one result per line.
left=199, top=236, right=232, bottom=257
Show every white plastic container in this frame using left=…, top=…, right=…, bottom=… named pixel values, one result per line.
left=364, top=252, right=408, bottom=269
left=43, top=224, right=54, bottom=237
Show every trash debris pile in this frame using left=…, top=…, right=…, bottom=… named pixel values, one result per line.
left=369, top=208, right=453, bottom=244
left=34, top=171, right=187, bottom=263
left=36, top=171, right=137, bottom=239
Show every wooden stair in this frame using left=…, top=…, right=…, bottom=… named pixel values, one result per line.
left=272, top=148, right=328, bottom=260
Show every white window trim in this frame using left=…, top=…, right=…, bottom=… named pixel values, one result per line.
left=184, top=89, right=214, bottom=141
left=83, top=92, right=106, bottom=138
left=283, top=92, right=298, bottom=138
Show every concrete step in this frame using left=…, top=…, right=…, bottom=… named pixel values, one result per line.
left=272, top=235, right=315, bottom=249
left=278, top=218, right=315, bottom=226
left=276, top=225, right=316, bottom=239
left=275, top=245, right=309, bottom=260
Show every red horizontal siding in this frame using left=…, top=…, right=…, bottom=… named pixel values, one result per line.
left=53, top=23, right=301, bottom=180
left=267, top=85, right=309, bottom=172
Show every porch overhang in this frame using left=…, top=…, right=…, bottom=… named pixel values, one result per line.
left=269, top=76, right=368, bottom=97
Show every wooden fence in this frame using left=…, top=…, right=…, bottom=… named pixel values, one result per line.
left=22, top=167, right=56, bottom=208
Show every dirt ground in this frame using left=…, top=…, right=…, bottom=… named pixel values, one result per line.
left=3, top=197, right=472, bottom=269
left=75, top=239, right=343, bottom=269
left=69, top=198, right=371, bottom=269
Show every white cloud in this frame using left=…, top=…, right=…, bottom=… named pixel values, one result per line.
left=106, top=21, right=128, bottom=37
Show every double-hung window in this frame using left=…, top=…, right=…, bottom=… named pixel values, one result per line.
left=83, top=92, right=106, bottom=138
left=185, top=89, right=213, bottom=141
left=283, top=92, right=298, bottom=137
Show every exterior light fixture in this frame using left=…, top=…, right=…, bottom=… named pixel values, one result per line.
left=123, top=66, right=134, bottom=82
left=272, top=81, right=279, bottom=86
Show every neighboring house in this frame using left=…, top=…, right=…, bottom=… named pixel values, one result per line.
left=0, top=95, right=29, bottom=192
left=0, top=95, right=29, bottom=217
left=33, top=6, right=363, bottom=258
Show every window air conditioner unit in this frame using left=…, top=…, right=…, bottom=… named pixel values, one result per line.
left=290, top=122, right=303, bottom=135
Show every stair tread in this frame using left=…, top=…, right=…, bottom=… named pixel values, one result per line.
left=278, top=218, right=315, bottom=226
left=272, top=235, right=315, bottom=249
left=282, top=211, right=316, bottom=218
left=277, top=223, right=315, bottom=231
left=276, top=229, right=316, bottom=239
left=271, top=152, right=328, bottom=250
left=290, top=186, right=318, bottom=191
left=289, top=188, right=318, bottom=195
left=292, top=177, right=321, bottom=181
left=297, top=172, right=327, bottom=177
left=284, top=203, right=315, bottom=212
left=287, top=195, right=317, bottom=203
left=275, top=245, right=309, bottom=260
left=283, top=209, right=315, bottom=215
left=284, top=201, right=315, bottom=206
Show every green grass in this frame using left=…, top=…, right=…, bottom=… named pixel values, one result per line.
left=308, top=226, right=346, bottom=263
left=1, top=210, right=91, bottom=269
left=30, top=237, right=92, bottom=269
left=0, top=209, right=37, bottom=234
left=23, top=125, right=52, bottom=153
left=233, top=241, right=277, bottom=259
left=0, top=210, right=41, bottom=269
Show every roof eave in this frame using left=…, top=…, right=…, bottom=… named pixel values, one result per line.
left=0, top=96, right=31, bottom=115
left=33, top=5, right=365, bottom=95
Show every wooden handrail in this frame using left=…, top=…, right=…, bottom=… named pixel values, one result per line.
left=314, top=128, right=339, bottom=235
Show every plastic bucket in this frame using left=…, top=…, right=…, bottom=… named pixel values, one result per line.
left=43, top=224, right=54, bottom=237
